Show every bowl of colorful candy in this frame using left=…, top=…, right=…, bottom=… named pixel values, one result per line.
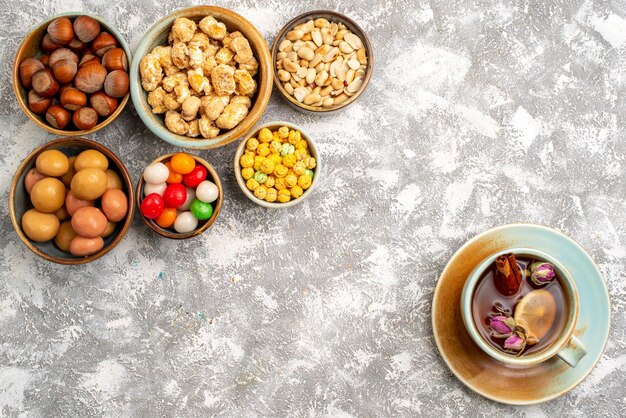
left=9, top=137, right=134, bottom=264
left=233, top=121, right=320, bottom=208
left=136, top=152, right=222, bottom=238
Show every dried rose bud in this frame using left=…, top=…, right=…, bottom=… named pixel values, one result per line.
left=530, top=262, right=556, bottom=286
left=489, top=315, right=516, bottom=337
left=504, top=333, right=526, bottom=354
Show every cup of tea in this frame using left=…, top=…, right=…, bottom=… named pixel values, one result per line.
left=460, top=247, right=587, bottom=367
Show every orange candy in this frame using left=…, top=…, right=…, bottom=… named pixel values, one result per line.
left=165, top=162, right=183, bottom=184
left=170, top=153, right=195, bottom=175
left=156, top=207, right=177, bottom=228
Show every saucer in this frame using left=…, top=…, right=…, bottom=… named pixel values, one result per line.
left=432, top=223, right=610, bottom=405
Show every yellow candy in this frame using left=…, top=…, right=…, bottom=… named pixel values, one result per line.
left=283, top=154, right=297, bottom=168
left=270, top=140, right=282, bottom=153
left=265, top=187, right=277, bottom=202
left=277, top=189, right=291, bottom=203
left=257, top=143, right=270, bottom=157
left=298, top=174, right=312, bottom=189
left=285, top=173, right=298, bottom=188
left=290, top=185, right=303, bottom=199
left=240, top=154, right=254, bottom=168
left=288, top=129, right=301, bottom=145
left=265, top=176, right=275, bottom=188
left=273, top=164, right=288, bottom=178
left=295, top=139, right=308, bottom=150
left=295, top=149, right=308, bottom=161
left=305, top=157, right=317, bottom=169
left=278, top=126, right=289, bottom=139
left=258, top=128, right=273, bottom=143
left=273, top=131, right=281, bottom=142
left=253, top=155, right=266, bottom=171
left=260, top=159, right=275, bottom=174
left=275, top=177, right=287, bottom=190
left=268, top=153, right=282, bottom=165
left=246, top=178, right=259, bottom=191
left=293, top=161, right=306, bottom=175
left=241, top=167, right=254, bottom=180
left=254, top=185, right=268, bottom=200
left=246, top=137, right=259, bottom=151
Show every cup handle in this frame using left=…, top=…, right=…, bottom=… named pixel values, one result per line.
left=557, top=335, right=587, bottom=367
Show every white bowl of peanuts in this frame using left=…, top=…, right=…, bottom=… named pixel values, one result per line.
left=130, top=6, right=273, bottom=149
left=272, top=10, right=373, bottom=113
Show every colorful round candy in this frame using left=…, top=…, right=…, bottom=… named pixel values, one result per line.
left=165, top=162, right=183, bottom=184
left=174, top=211, right=198, bottom=233
left=183, top=165, right=207, bottom=188
left=189, top=199, right=214, bottom=220
left=140, top=193, right=164, bottom=219
left=163, top=184, right=187, bottom=208
left=156, top=207, right=177, bottom=228
left=179, top=187, right=196, bottom=211
left=144, top=182, right=167, bottom=197
left=143, top=162, right=169, bottom=184
left=196, top=180, right=218, bottom=203
left=170, top=153, right=195, bottom=174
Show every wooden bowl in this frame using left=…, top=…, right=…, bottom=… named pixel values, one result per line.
left=12, top=13, right=132, bottom=136
left=9, top=138, right=135, bottom=264
left=233, top=121, right=321, bottom=208
left=130, top=6, right=273, bottom=149
left=271, top=10, right=374, bottom=114
left=136, top=154, right=223, bottom=239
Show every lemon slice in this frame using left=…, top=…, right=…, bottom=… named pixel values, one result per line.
left=514, top=289, right=556, bottom=342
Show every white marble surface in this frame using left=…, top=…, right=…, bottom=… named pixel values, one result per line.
left=0, top=0, right=625, bottom=416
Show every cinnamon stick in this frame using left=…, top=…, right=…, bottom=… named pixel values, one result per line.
left=494, top=253, right=522, bottom=296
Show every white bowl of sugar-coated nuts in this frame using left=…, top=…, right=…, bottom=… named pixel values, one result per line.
left=272, top=10, right=373, bottom=114
left=13, top=13, right=132, bottom=136
left=130, top=6, right=273, bottom=149
left=234, top=121, right=321, bottom=208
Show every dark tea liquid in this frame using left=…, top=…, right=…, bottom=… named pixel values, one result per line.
left=471, top=256, right=568, bottom=356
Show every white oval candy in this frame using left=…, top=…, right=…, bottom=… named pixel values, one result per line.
left=144, top=182, right=167, bottom=197
left=178, top=187, right=196, bottom=211
left=174, top=211, right=198, bottom=233
left=143, top=162, right=169, bottom=184
left=196, top=180, right=218, bottom=203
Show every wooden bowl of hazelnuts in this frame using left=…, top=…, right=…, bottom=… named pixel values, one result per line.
left=12, top=13, right=132, bottom=136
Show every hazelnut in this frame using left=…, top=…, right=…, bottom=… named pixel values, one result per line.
left=45, top=105, right=71, bottom=129
left=27, top=90, right=52, bottom=114
left=41, top=33, right=62, bottom=53
left=72, top=107, right=99, bottom=130
left=103, top=70, right=129, bottom=98
left=92, top=32, right=117, bottom=57
left=60, top=87, right=87, bottom=110
left=89, top=91, right=118, bottom=117
left=31, top=69, right=59, bottom=98
left=74, top=62, right=107, bottom=93
left=102, top=48, right=127, bottom=71
left=68, top=37, right=87, bottom=53
left=39, top=54, right=50, bottom=67
left=52, top=59, right=77, bottom=84
left=79, top=54, right=100, bottom=67
left=19, top=58, right=45, bottom=88
left=73, top=16, right=101, bottom=43
left=49, top=48, right=79, bottom=68
left=47, top=17, right=74, bottom=45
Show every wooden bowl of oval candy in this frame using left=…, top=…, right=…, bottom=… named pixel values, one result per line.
left=9, top=137, right=134, bottom=264
left=136, top=152, right=223, bottom=238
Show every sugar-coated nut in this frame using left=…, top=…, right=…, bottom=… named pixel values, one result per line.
left=264, top=176, right=275, bottom=188
left=241, top=167, right=254, bottom=180
left=305, top=157, right=317, bottom=169
left=73, top=16, right=101, bottom=43
left=72, top=107, right=99, bottom=130
left=173, top=211, right=198, bottom=234
left=22, top=209, right=60, bottom=242
left=260, top=159, right=275, bottom=175
left=75, top=62, right=107, bottom=93
left=257, top=143, right=270, bottom=157
left=274, top=177, right=287, bottom=190
left=265, top=187, right=278, bottom=202
left=143, top=162, right=169, bottom=184
left=277, top=188, right=291, bottom=203
left=246, top=137, right=259, bottom=151
left=45, top=105, right=71, bottom=129
left=258, top=128, right=273, bottom=143
left=240, top=154, right=254, bottom=168
left=304, top=169, right=315, bottom=179
left=293, top=161, right=306, bottom=175
left=47, top=17, right=74, bottom=45
left=273, top=164, right=288, bottom=178
left=104, top=70, right=129, bottom=98
left=253, top=171, right=267, bottom=184
left=268, top=153, right=282, bottom=165
left=246, top=178, right=259, bottom=191
left=92, top=32, right=117, bottom=57
left=285, top=173, right=298, bottom=188
left=280, top=143, right=295, bottom=156
left=196, top=180, right=219, bottom=203
left=298, top=174, right=312, bottom=189
left=290, top=185, right=304, bottom=198
left=254, top=185, right=268, bottom=200
left=282, top=154, right=297, bottom=168
left=89, top=91, right=118, bottom=117
left=254, top=156, right=265, bottom=171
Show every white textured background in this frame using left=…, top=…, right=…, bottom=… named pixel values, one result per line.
left=0, top=0, right=625, bottom=416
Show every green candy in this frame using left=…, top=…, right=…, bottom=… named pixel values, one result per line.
left=280, top=143, right=295, bottom=156
left=253, top=171, right=267, bottom=184
left=189, top=198, right=214, bottom=220
left=305, top=169, right=315, bottom=179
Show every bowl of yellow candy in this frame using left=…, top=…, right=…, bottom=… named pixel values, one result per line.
left=234, top=121, right=320, bottom=208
